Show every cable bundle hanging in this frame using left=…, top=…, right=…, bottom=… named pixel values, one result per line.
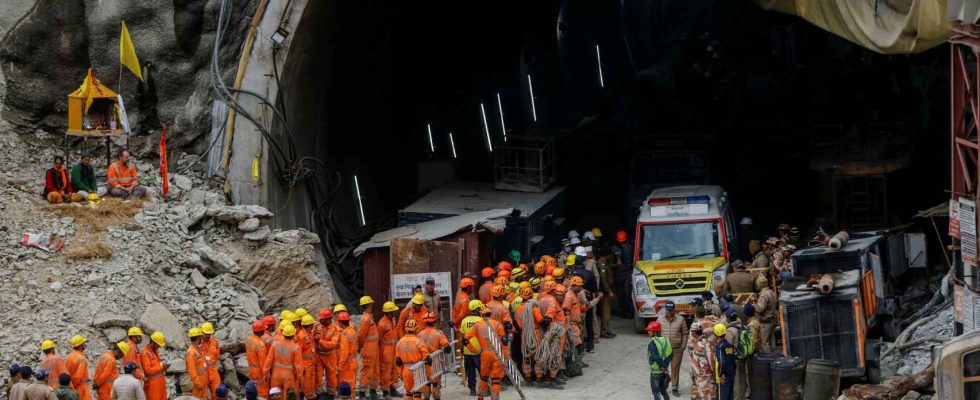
left=518, top=299, right=541, bottom=356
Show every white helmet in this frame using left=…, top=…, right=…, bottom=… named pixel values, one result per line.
left=570, top=237, right=581, bottom=245
left=574, top=246, right=587, bottom=257
left=568, top=230, right=580, bottom=238
left=739, top=217, right=753, bottom=225
left=583, top=231, right=596, bottom=241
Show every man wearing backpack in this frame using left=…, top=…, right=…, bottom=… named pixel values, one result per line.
left=724, top=310, right=753, bottom=400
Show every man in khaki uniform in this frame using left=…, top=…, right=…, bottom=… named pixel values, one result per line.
left=722, top=261, right=756, bottom=294
left=754, top=275, right=778, bottom=353
left=656, top=301, right=689, bottom=397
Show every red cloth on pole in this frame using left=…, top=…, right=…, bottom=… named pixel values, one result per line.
left=159, top=125, right=168, bottom=196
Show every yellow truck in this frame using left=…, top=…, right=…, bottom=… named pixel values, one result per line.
left=631, top=185, right=736, bottom=332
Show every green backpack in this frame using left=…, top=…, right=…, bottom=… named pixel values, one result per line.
left=735, top=327, right=755, bottom=360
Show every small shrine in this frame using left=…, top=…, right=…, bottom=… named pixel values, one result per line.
left=67, top=69, right=128, bottom=135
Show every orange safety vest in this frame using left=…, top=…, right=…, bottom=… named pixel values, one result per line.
left=141, top=346, right=167, bottom=400
left=245, top=335, right=268, bottom=382
left=65, top=350, right=92, bottom=400
left=107, top=160, right=139, bottom=189
left=38, top=354, right=68, bottom=388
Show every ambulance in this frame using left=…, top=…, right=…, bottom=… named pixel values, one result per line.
left=631, top=185, right=736, bottom=332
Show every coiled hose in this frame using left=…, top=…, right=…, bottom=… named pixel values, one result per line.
left=534, top=323, right=566, bottom=373
left=518, top=300, right=540, bottom=356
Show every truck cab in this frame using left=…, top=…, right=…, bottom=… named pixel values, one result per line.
left=631, top=185, right=736, bottom=332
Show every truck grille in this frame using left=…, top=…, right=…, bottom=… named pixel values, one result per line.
left=784, top=298, right=860, bottom=373
left=649, top=273, right=710, bottom=294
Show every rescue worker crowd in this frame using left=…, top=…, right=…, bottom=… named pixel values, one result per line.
left=644, top=219, right=802, bottom=400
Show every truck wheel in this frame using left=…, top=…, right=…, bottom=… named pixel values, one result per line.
left=634, top=316, right=646, bottom=334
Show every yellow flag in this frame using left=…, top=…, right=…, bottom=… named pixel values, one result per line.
left=120, top=21, right=143, bottom=81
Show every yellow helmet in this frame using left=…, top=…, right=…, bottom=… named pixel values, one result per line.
left=301, top=315, right=316, bottom=326
left=128, top=327, right=144, bottom=337
left=411, top=294, right=425, bottom=305
left=69, top=335, right=87, bottom=348
left=116, top=341, right=130, bottom=355
left=295, top=308, right=309, bottom=318
left=591, top=228, right=603, bottom=238
left=552, top=268, right=565, bottom=278
left=382, top=301, right=399, bottom=313
left=150, top=332, right=166, bottom=347
left=468, top=299, right=485, bottom=311
left=713, top=323, right=728, bottom=337
left=200, top=322, right=215, bottom=335
left=279, top=310, right=291, bottom=321
left=279, top=321, right=291, bottom=331
left=529, top=277, right=541, bottom=288
left=565, top=255, right=576, bottom=266
left=333, top=304, right=348, bottom=313
left=41, top=340, right=56, bottom=351
left=188, top=328, right=203, bottom=338
left=518, top=281, right=531, bottom=290
left=359, top=296, right=374, bottom=306
left=282, top=324, right=297, bottom=337
left=86, top=193, right=100, bottom=205
left=281, top=311, right=297, bottom=323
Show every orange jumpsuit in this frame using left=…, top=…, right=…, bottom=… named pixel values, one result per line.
left=140, top=346, right=167, bottom=400
left=338, top=325, right=359, bottom=390
left=377, top=316, right=398, bottom=390
left=38, top=353, right=68, bottom=388
left=123, top=340, right=144, bottom=381
left=536, top=293, right=565, bottom=378
left=417, top=327, right=450, bottom=398
left=488, top=299, right=513, bottom=360
left=465, top=318, right=506, bottom=396
left=65, top=350, right=92, bottom=400
left=296, top=328, right=317, bottom=398
left=201, top=337, right=222, bottom=400
left=263, top=338, right=304, bottom=395
left=93, top=352, right=118, bottom=400
left=452, top=291, right=471, bottom=329
left=515, top=301, right=543, bottom=379
left=562, top=292, right=585, bottom=346
left=186, top=344, right=209, bottom=399
left=313, top=322, right=340, bottom=394
left=262, top=331, right=275, bottom=349
left=245, top=335, right=269, bottom=398
left=396, top=306, right=428, bottom=338
left=395, top=334, right=430, bottom=399
left=358, top=312, right=381, bottom=392
left=478, top=282, right=494, bottom=305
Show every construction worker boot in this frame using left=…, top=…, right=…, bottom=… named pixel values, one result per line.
left=368, top=389, right=380, bottom=400
left=389, top=386, right=401, bottom=398
left=546, top=380, right=564, bottom=390
left=356, top=391, right=366, bottom=400
left=469, top=387, right=477, bottom=396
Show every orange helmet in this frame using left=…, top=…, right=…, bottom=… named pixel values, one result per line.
left=545, top=257, right=558, bottom=267
left=545, top=264, right=556, bottom=276
left=491, top=285, right=507, bottom=298
left=423, top=312, right=437, bottom=323
left=542, top=275, right=555, bottom=284
left=616, top=231, right=628, bottom=243
left=318, top=308, right=333, bottom=320
left=519, top=287, right=534, bottom=299
left=481, top=267, right=496, bottom=278
left=460, top=277, right=476, bottom=289
left=252, top=321, right=266, bottom=333
left=542, top=281, right=556, bottom=293
left=552, top=284, right=567, bottom=294
left=405, top=319, right=419, bottom=332
left=534, top=262, right=546, bottom=275
left=498, top=270, right=511, bottom=279
left=497, top=261, right=513, bottom=271
left=336, top=311, right=351, bottom=322
left=552, top=268, right=565, bottom=278
left=569, top=276, right=585, bottom=286
left=480, top=305, right=493, bottom=316
left=495, top=277, right=510, bottom=286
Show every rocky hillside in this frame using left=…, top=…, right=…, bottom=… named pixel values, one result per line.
left=0, top=126, right=335, bottom=392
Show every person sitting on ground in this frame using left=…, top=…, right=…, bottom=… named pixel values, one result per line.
left=44, top=156, right=82, bottom=204
left=69, top=153, right=98, bottom=199
left=107, top=150, right=146, bottom=199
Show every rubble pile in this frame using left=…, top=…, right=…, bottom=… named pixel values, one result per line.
left=0, top=128, right=336, bottom=391
left=882, top=306, right=954, bottom=376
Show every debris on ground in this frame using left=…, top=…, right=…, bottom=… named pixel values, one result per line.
left=840, top=366, right=934, bottom=400
left=882, top=306, right=953, bottom=376
left=0, top=127, right=336, bottom=394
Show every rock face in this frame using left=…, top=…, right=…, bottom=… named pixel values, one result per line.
left=141, top=303, right=187, bottom=349
left=239, top=242, right=335, bottom=313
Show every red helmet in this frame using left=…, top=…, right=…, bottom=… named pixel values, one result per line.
left=251, top=320, right=266, bottom=333
left=646, top=321, right=661, bottom=332
left=336, top=311, right=351, bottom=322
left=616, top=231, right=628, bottom=243
left=460, top=277, right=476, bottom=289
left=497, top=261, right=512, bottom=271
left=498, top=270, right=511, bottom=279
left=262, top=315, right=276, bottom=327
left=481, top=267, right=496, bottom=278
left=318, top=308, right=333, bottom=320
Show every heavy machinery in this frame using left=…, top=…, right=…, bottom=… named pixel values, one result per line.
left=933, top=329, right=980, bottom=400
left=779, top=231, right=926, bottom=382
left=631, top=185, right=736, bottom=332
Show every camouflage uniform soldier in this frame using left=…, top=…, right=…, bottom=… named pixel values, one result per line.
left=690, top=326, right=716, bottom=400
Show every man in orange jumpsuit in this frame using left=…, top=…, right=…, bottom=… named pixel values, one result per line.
left=357, top=296, right=381, bottom=399
left=297, top=315, right=318, bottom=399
left=141, top=332, right=169, bottom=400
left=564, top=277, right=586, bottom=353
left=417, top=313, right=450, bottom=400
left=186, top=328, right=210, bottom=399
left=66, top=335, right=92, bottom=400
left=263, top=324, right=303, bottom=396
left=245, top=321, right=269, bottom=399
left=395, top=320, right=431, bottom=400
left=336, top=311, right=359, bottom=392
left=200, top=322, right=222, bottom=400
left=313, top=308, right=339, bottom=397
left=514, top=287, right=543, bottom=383
left=262, top=316, right=278, bottom=348
left=378, top=302, right=401, bottom=399
left=487, top=285, right=514, bottom=364
left=478, top=268, right=496, bottom=304
left=453, top=278, right=476, bottom=329
left=535, top=283, right=567, bottom=389
left=93, top=342, right=127, bottom=400
left=124, top=328, right=145, bottom=381
left=397, top=295, right=428, bottom=338
left=465, top=306, right=506, bottom=400
left=38, top=340, right=67, bottom=388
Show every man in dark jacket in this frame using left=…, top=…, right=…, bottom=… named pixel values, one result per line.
left=70, top=154, right=98, bottom=198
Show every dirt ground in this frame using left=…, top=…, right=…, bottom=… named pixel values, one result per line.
left=437, top=317, right=693, bottom=399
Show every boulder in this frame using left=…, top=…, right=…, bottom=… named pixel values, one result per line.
left=239, top=243, right=335, bottom=312
left=237, top=218, right=260, bottom=232
left=243, top=226, right=271, bottom=242
left=270, top=229, right=320, bottom=245
left=208, top=205, right=273, bottom=224
left=195, top=245, right=241, bottom=276
left=140, top=303, right=187, bottom=348
left=84, top=272, right=104, bottom=287
left=92, top=312, right=136, bottom=329
left=189, top=269, right=208, bottom=289
left=173, top=174, right=193, bottom=191
left=102, top=328, right=128, bottom=342
left=168, top=359, right=187, bottom=374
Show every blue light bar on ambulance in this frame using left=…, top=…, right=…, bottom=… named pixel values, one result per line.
left=648, top=195, right=711, bottom=216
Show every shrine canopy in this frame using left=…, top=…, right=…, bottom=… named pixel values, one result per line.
left=67, top=69, right=126, bottom=135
